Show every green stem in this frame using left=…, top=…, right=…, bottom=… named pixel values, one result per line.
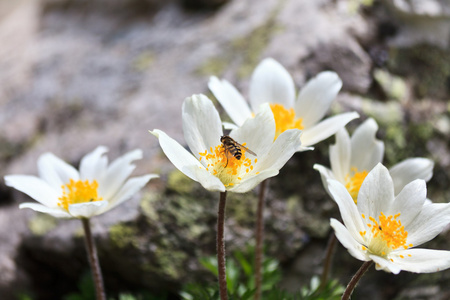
left=319, top=233, right=337, bottom=290
left=254, top=179, right=267, bottom=300
left=81, top=218, right=106, bottom=300
left=217, top=191, right=228, bottom=300
left=341, top=261, right=373, bottom=300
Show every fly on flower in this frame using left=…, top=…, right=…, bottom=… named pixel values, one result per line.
left=220, top=135, right=257, bottom=167
left=150, top=94, right=302, bottom=193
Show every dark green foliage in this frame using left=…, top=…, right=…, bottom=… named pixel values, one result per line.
left=62, top=273, right=167, bottom=300
left=180, top=246, right=344, bottom=300
left=63, top=273, right=96, bottom=300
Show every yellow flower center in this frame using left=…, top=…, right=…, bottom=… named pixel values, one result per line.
left=270, top=103, right=304, bottom=140
left=345, top=167, right=368, bottom=204
left=58, top=179, right=103, bottom=211
left=199, top=144, right=258, bottom=188
left=360, top=212, right=412, bottom=258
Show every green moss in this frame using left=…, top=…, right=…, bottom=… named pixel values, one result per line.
left=373, top=69, right=407, bottom=101
left=226, top=192, right=257, bottom=225
left=140, top=192, right=160, bottom=221
left=361, top=98, right=403, bottom=124
left=167, top=170, right=196, bottom=194
left=109, top=224, right=139, bottom=249
left=286, top=195, right=301, bottom=214
left=154, top=248, right=188, bottom=279
left=410, top=122, right=434, bottom=140
left=164, top=195, right=209, bottom=239
left=347, top=0, right=374, bottom=13
left=196, top=1, right=285, bottom=78
left=197, top=57, right=229, bottom=77
left=232, top=3, right=285, bottom=78
left=132, top=51, right=155, bottom=72
left=389, top=45, right=450, bottom=99
left=28, top=214, right=57, bottom=236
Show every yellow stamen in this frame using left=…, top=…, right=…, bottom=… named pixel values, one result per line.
left=365, top=212, right=411, bottom=257
left=269, top=103, right=304, bottom=140
left=198, top=143, right=255, bottom=188
left=58, top=179, right=102, bottom=211
left=345, top=167, right=368, bottom=204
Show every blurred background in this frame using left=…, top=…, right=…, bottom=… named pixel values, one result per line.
left=1, top=0, right=450, bottom=299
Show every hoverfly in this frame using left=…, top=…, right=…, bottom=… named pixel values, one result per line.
left=220, top=135, right=257, bottom=167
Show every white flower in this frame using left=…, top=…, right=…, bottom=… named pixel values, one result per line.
left=208, top=57, right=359, bottom=150
left=314, top=118, right=434, bottom=203
left=329, top=163, right=450, bottom=274
left=150, top=94, right=302, bottom=193
left=5, top=147, right=157, bottom=219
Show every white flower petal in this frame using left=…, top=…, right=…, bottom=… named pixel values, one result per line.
left=350, top=118, right=384, bottom=172
left=300, top=112, right=359, bottom=148
left=68, top=201, right=109, bottom=218
left=255, top=129, right=302, bottom=172
left=357, top=164, right=394, bottom=221
left=313, top=164, right=336, bottom=197
left=328, top=180, right=366, bottom=243
left=208, top=76, right=252, bottom=127
left=99, top=149, right=143, bottom=201
left=150, top=129, right=204, bottom=181
left=390, top=158, right=434, bottom=195
left=389, top=180, right=426, bottom=227
left=390, top=249, right=450, bottom=273
left=19, top=202, right=71, bottom=218
left=107, top=174, right=158, bottom=211
left=222, top=122, right=239, bottom=130
left=4, top=175, right=60, bottom=208
left=185, top=165, right=226, bottom=192
left=329, top=128, right=351, bottom=183
left=38, top=153, right=79, bottom=190
left=330, top=219, right=369, bottom=262
left=229, top=169, right=278, bottom=193
left=230, top=103, right=275, bottom=158
left=79, top=146, right=108, bottom=181
left=370, top=254, right=402, bottom=274
left=295, top=71, right=342, bottom=128
left=406, top=203, right=450, bottom=246
left=297, top=145, right=314, bottom=152
left=249, top=58, right=296, bottom=111
left=182, top=94, right=223, bottom=159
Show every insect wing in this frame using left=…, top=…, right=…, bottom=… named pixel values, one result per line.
left=235, top=142, right=257, bottom=157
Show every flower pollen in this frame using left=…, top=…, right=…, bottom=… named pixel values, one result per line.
left=58, top=179, right=103, bottom=211
left=365, top=212, right=410, bottom=257
left=270, top=103, right=304, bottom=140
left=199, top=143, right=255, bottom=188
left=345, top=167, right=368, bottom=204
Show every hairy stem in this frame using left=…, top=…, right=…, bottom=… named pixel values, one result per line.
left=254, top=179, right=267, bottom=300
left=342, top=261, right=373, bottom=300
left=217, top=191, right=228, bottom=300
left=319, top=233, right=337, bottom=290
left=81, top=218, right=106, bottom=300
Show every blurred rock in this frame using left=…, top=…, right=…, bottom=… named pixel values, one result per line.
left=381, top=0, right=450, bottom=48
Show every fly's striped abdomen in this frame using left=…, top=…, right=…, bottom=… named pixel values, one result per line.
left=220, top=135, right=256, bottom=167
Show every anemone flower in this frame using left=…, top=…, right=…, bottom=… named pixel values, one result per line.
left=329, top=163, right=450, bottom=275
left=150, top=94, right=302, bottom=193
left=314, top=118, right=434, bottom=203
left=208, top=57, right=358, bottom=150
left=5, top=147, right=157, bottom=218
